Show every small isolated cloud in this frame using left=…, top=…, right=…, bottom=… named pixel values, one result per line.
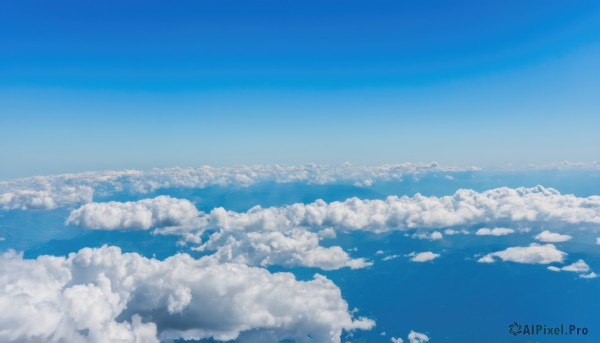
left=475, top=227, right=515, bottom=236
left=409, top=252, right=440, bottom=263
left=382, top=255, right=400, bottom=261
left=391, top=337, right=404, bottom=343
left=535, top=230, right=572, bottom=243
left=413, top=231, right=443, bottom=240
left=0, top=186, right=93, bottom=210
left=408, top=330, right=430, bottom=343
left=444, top=228, right=469, bottom=235
left=66, top=196, right=201, bottom=230
left=478, top=243, right=566, bottom=264
left=548, top=259, right=596, bottom=279
left=597, top=237, right=600, bottom=245
left=430, top=231, right=443, bottom=240
left=0, top=246, right=375, bottom=343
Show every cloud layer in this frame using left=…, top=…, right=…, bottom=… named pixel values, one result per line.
left=0, top=246, right=374, bottom=343
left=203, top=186, right=600, bottom=233
left=1, top=163, right=476, bottom=210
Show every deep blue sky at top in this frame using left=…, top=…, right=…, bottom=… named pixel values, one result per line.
left=1, top=0, right=599, bottom=178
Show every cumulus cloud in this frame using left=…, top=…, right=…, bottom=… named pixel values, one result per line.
left=149, top=186, right=600, bottom=236
left=196, top=228, right=371, bottom=270
left=0, top=185, right=93, bottom=210
left=548, top=259, right=596, bottom=278
left=475, top=227, right=515, bottom=236
left=391, top=337, right=404, bottom=343
left=408, top=330, right=430, bottom=343
left=66, top=196, right=201, bottom=230
left=535, top=230, right=572, bottom=243
left=478, top=244, right=566, bottom=264
left=409, top=252, right=440, bottom=262
left=0, top=246, right=374, bottom=343
left=0, top=163, right=477, bottom=210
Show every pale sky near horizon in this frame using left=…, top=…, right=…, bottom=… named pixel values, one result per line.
left=1, top=0, right=599, bottom=178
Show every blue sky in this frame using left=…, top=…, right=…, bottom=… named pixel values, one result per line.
left=1, top=0, right=599, bottom=178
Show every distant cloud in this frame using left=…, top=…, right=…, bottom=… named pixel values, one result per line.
left=409, top=252, right=440, bottom=262
left=534, top=230, right=572, bottom=243
left=1, top=163, right=478, bottom=210
left=478, top=243, right=566, bottom=264
left=475, top=227, right=515, bottom=236
left=0, top=246, right=374, bottom=343
left=0, top=186, right=92, bottom=210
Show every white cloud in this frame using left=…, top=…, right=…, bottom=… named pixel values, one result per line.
left=444, top=228, right=469, bottom=235
left=66, top=196, right=201, bottom=230
left=475, top=227, right=515, bottom=236
left=547, top=259, right=597, bottom=279
left=382, top=255, right=400, bottom=261
left=196, top=228, right=371, bottom=270
left=597, top=237, right=600, bottom=245
left=430, top=231, right=443, bottom=240
left=409, top=252, right=440, bottom=262
left=0, top=186, right=93, bottom=210
left=534, top=230, right=572, bottom=243
left=391, top=337, right=404, bottom=343
left=148, top=186, right=600, bottom=237
left=478, top=243, right=566, bottom=264
left=0, top=163, right=478, bottom=210
left=318, top=227, right=337, bottom=239
left=0, top=246, right=374, bottom=343
left=561, top=259, right=590, bottom=273
left=408, top=330, right=430, bottom=343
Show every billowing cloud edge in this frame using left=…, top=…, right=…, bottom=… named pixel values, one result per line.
left=0, top=245, right=374, bottom=343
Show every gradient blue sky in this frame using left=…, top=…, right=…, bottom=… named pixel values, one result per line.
left=1, top=0, right=599, bottom=178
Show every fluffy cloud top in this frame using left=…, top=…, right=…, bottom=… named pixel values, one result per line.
left=191, top=186, right=600, bottom=234
left=475, top=227, right=515, bottom=236
left=0, top=185, right=93, bottom=210
left=1, top=163, right=476, bottom=210
left=0, top=246, right=374, bottom=343
left=534, top=230, right=572, bottom=243
left=409, top=252, right=440, bottom=262
left=66, top=196, right=201, bottom=230
left=196, top=228, right=371, bottom=270
left=478, top=243, right=566, bottom=264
